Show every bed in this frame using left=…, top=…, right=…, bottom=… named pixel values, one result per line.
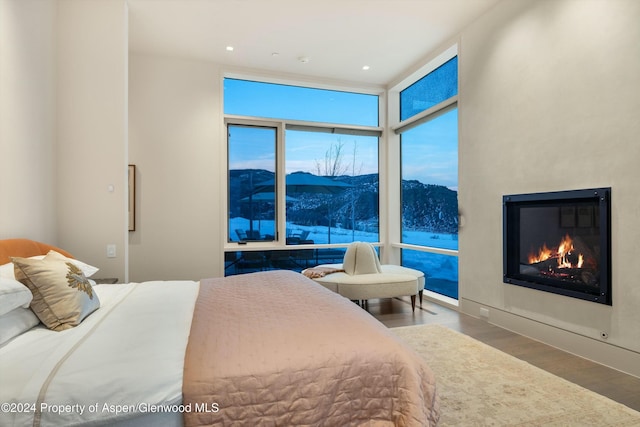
left=0, top=239, right=440, bottom=426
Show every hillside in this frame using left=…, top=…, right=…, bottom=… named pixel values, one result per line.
left=229, top=170, right=458, bottom=234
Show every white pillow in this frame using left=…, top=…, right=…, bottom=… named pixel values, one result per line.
left=0, top=252, right=99, bottom=280
left=0, top=307, right=40, bottom=345
left=44, top=251, right=99, bottom=277
left=0, top=276, right=33, bottom=316
left=0, top=262, right=15, bottom=279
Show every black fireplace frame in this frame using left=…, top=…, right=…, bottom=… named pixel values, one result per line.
left=503, top=188, right=611, bottom=305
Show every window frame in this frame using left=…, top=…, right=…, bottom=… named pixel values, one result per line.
left=222, top=77, right=384, bottom=253
left=226, top=121, right=280, bottom=244
left=387, top=45, right=459, bottom=304
left=398, top=106, right=459, bottom=252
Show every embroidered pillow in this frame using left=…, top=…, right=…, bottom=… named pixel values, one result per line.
left=11, top=256, right=100, bottom=331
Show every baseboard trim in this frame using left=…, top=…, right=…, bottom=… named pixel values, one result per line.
left=460, top=298, right=640, bottom=379
left=422, top=289, right=459, bottom=311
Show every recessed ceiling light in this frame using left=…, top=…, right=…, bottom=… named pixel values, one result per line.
left=226, top=46, right=234, bottom=52
left=362, top=65, right=370, bottom=71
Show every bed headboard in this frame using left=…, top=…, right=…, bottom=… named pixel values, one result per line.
left=0, top=239, right=74, bottom=265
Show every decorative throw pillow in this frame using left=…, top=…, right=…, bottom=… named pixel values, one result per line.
left=11, top=256, right=100, bottom=331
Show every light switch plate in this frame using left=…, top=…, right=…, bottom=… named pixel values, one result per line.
left=106, top=244, right=116, bottom=258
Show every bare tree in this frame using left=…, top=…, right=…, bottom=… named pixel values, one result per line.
left=350, top=140, right=363, bottom=177
left=312, top=138, right=367, bottom=241
left=315, top=139, right=349, bottom=177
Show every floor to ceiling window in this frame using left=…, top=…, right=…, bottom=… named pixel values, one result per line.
left=393, top=51, right=459, bottom=301
left=224, top=78, right=382, bottom=275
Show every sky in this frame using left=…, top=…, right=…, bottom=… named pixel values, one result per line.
left=401, top=108, right=458, bottom=190
left=225, top=78, right=458, bottom=190
left=228, top=125, right=379, bottom=176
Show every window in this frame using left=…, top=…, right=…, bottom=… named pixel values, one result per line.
left=224, top=248, right=347, bottom=276
left=396, top=53, right=459, bottom=300
left=402, top=249, right=458, bottom=299
left=400, top=57, right=458, bottom=121
left=400, top=108, right=458, bottom=250
left=227, top=124, right=277, bottom=242
left=285, top=129, right=379, bottom=244
left=224, top=79, right=381, bottom=275
left=224, top=78, right=379, bottom=126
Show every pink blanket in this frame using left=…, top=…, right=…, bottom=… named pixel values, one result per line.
left=183, top=270, right=439, bottom=426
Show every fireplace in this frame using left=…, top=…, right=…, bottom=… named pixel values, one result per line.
left=503, top=188, right=611, bottom=305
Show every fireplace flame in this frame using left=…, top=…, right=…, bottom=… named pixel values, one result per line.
left=528, top=244, right=553, bottom=264
left=528, top=234, right=584, bottom=269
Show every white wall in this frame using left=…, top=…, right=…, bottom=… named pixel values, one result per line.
left=128, top=53, right=222, bottom=281
left=56, top=0, right=128, bottom=279
left=458, top=0, right=640, bottom=371
left=0, top=0, right=57, bottom=242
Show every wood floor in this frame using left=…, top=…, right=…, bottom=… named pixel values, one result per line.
left=367, top=296, right=640, bottom=413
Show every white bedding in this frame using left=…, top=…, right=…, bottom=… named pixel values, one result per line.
left=0, top=281, right=199, bottom=427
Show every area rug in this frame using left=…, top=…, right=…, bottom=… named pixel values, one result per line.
left=392, top=324, right=640, bottom=426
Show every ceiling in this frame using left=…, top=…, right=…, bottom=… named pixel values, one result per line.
left=128, top=0, right=501, bottom=87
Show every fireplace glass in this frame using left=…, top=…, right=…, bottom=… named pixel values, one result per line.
left=503, top=188, right=611, bottom=305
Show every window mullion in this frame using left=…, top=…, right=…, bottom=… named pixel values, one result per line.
left=276, top=121, right=287, bottom=244
left=392, top=96, right=458, bottom=135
